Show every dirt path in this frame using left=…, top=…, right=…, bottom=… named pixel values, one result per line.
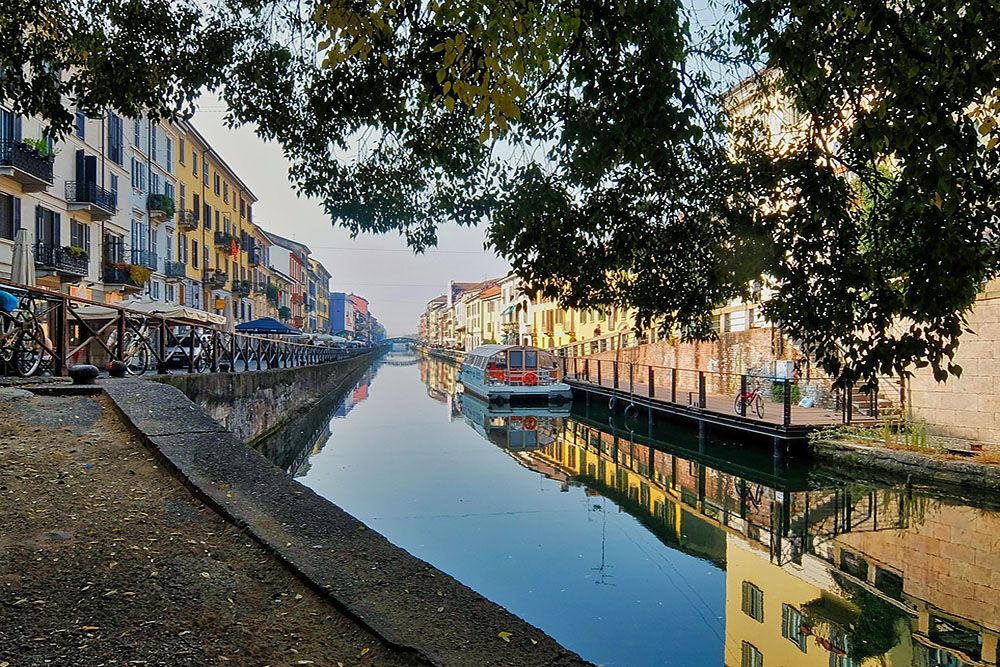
left=0, top=389, right=422, bottom=666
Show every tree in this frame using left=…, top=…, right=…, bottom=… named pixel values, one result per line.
left=4, top=0, right=999, bottom=387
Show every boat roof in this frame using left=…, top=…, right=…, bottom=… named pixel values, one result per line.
left=467, top=344, right=547, bottom=357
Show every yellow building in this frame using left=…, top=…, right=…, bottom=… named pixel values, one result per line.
left=173, top=120, right=259, bottom=324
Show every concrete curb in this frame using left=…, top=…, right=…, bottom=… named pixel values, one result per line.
left=102, top=378, right=590, bottom=667
left=811, top=438, right=1000, bottom=494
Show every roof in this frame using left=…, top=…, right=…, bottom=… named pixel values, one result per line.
left=266, top=231, right=312, bottom=256
left=479, top=285, right=501, bottom=299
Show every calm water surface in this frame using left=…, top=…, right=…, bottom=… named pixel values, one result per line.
left=259, top=350, right=1000, bottom=667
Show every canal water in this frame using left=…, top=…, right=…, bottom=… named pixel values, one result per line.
left=258, top=349, right=1000, bottom=667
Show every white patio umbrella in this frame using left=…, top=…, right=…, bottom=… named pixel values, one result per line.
left=10, top=228, right=35, bottom=286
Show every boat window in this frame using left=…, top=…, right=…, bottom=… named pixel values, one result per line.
left=525, top=350, right=537, bottom=368
left=508, top=350, right=523, bottom=369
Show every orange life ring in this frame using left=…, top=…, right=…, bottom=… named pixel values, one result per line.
left=522, top=416, right=538, bottom=430
left=523, top=371, right=538, bottom=386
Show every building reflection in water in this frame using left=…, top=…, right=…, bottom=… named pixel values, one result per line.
left=426, top=355, right=999, bottom=667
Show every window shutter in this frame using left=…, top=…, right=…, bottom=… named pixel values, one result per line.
left=54, top=212, right=60, bottom=244
left=12, top=196, right=20, bottom=231
left=13, top=115, right=22, bottom=141
left=35, top=205, right=42, bottom=242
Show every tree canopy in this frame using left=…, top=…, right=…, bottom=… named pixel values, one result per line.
left=4, top=0, right=999, bottom=387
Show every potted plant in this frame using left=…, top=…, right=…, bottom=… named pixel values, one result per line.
left=63, top=246, right=89, bottom=260
left=20, top=137, right=58, bottom=160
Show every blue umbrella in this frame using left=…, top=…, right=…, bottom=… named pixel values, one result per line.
left=235, top=317, right=302, bottom=334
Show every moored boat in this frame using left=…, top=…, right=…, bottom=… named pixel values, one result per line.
left=458, top=344, right=573, bottom=404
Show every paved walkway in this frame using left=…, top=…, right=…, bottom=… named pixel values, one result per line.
left=0, top=389, right=419, bottom=666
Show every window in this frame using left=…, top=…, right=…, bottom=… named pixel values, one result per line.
left=203, top=203, right=211, bottom=229
left=192, top=150, right=198, bottom=176
left=741, top=642, right=763, bottom=667
left=178, top=235, right=187, bottom=263
left=247, top=204, right=252, bottom=222
left=35, top=206, right=60, bottom=247
left=165, top=181, right=174, bottom=202
left=151, top=280, right=160, bottom=299
left=69, top=219, right=90, bottom=253
left=165, top=137, right=172, bottom=171
left=223, top=181, right=228, bottom=203
left=781, top=605, right=807, bottom=653
left=741, top=582, right=764, bottom=622
left=165, top=283, right=175, bottom=303
left=108, top=114, right=123, bottom=165
left=213, top=172, right=220, bottom=195
left=150, top=127, right=157, bottom=161
left=192, top=239, right=199, bottom=268
left=75, top=109, right=85, bottom=139
left=192, top=193, right=200, bottom=220
left=0, top=193, right=20, bottom=241
left=131, top=156, right=146, bottom=191
left=203, top=163, right=209, bottom=186
left=133, top=118, right=141, bottom=147
left=240, top=197, right=245, bottom=218
left=110, top=174, right=119, bottom=199
left=214, top=209, right=220, bottom=230
left=179, top=183, right=186, bottom=212
left=151, top=171, right=160, bottom=195
left=179, top=137, right=186, bottom=164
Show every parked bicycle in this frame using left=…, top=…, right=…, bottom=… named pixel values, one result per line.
left=734, top=379, right=765, bottom=418
left=106, top=317, right=152, bottom=376
left=0, top=289, right=45, bottom=377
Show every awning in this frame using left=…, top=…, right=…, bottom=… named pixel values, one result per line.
left=71, top=297, right=226, bottom=325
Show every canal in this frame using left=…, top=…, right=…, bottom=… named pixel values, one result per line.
left=258, top=349, right=1000, bottom=667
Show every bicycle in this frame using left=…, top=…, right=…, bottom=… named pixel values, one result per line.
left=0, top=292, right=45, bottom=377
left=734, top=379, right=765, bottom=419
left=106, top=317, right=152, bottom=376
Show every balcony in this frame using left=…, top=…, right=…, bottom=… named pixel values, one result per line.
left=129, top=249, right=158, bottom=271
left=147, top=193, right=176, bottom=223
left=291, top=292, right=304, bottom=305
left=34, top=244, right=88, bottom=280
left=164, top=260, right=187, bottom=281
left=102, top=263, right=146, bottom=291
left=177, top=210, right=198, bottom=231
left=66, top=181, right=117, bottom=221
left=203, top=269, right=228, bottom=290
left=214, top=231, right=239, bottom=250
left=0, top=139, right=54, bottom=192
left=248, top=248, right=262, bottom=267
left=231, top=279, right=252, bottom=297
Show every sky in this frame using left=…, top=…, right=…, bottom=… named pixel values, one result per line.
left=194, top=95, right=511, bottom=336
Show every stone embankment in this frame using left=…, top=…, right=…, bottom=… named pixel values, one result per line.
left=811, top=438, right=1000, bottom=494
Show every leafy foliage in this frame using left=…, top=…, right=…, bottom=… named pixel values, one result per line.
left=4, top=0, right=1000, bottom=386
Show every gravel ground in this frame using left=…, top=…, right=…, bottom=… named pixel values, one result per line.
left=0, top=390, right=422, bottom=667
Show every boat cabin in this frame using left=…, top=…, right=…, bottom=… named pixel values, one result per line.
left=462, top=344, right=560, bottom=387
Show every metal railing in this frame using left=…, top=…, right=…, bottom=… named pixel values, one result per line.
left=559, top=356, right=903, bottom=427
left=177, top=210, right=198, bottom=231
left=129, top=249, right=158, bottom=271
left=164, top=260, right=187, bottom=279
left=34, top=244, right=89, bottom=276
left=214, top=231, right=239, bottom=249
left=65, top=181, right=117, bottom=213
left=0, top=278, right=373, bottom=378
left=203, top=270, right=227, bottom=289
left=0, top=139, right=54, bottom=184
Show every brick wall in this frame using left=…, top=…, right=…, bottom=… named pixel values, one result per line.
left=908, top=283, right=1000, bottom=447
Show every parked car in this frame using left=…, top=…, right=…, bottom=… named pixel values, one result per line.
left=164, top=326, right=213, bottom=371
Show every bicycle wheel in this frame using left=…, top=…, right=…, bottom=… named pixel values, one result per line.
left=734, top=395, right=743, bottom=415
left=754, top=393, right=764, bottom=419
left=125, top=338, right=149, bottom=376
left=14, top=324, right=43, bottom=377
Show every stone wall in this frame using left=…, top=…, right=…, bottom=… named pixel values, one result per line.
left=156, top=352, right=375, bottom=443
left=908, top=283, right=1000, bottom=448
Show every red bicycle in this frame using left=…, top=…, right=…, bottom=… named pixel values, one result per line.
left=734, top=380, right=765, bottom=418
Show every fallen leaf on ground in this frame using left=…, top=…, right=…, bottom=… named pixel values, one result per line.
left=499, top=631, right=512, bottom=642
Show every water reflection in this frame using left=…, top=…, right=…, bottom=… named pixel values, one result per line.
left=259, top=353, right=1000, bottom=667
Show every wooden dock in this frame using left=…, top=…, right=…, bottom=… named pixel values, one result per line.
left=559, top=357, right=884, bottom=450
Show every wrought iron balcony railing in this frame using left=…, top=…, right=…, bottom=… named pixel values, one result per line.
left=34, top=244, right=88, bottom=276
left=65, top=180, right=117, bottom=215
left=164, top=260, right=187, bottom=278
left=177, top=210, right=199, bottom=231
left=0, top=139, right=54, bottom=188
left=203, top=269, right=228, bottom=289
left=214, top=231, right=239, bottom=249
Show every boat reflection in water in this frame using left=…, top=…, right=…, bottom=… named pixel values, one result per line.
left=459, top=391, right=568, bottom=452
